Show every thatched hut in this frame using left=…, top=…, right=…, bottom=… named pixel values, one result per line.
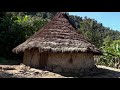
left=12, top=12, right=102, bottom=73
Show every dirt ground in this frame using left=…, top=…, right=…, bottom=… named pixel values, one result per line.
left=0, top=64, right=120, bottom=78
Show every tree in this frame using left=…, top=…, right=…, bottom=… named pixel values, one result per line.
left=0, top=13, right=47, bottom=58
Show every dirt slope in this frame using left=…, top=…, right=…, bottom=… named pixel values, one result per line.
left=0, top=64, right=120, bottom=78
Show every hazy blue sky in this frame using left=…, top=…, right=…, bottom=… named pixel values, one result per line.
left=69, top=12, right=120, bottom=31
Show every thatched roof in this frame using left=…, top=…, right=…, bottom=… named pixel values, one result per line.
left=12, top=12, right=102, bottom=55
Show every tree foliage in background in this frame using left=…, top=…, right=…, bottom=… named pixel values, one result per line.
left=96, top=36, right=120, bottom=68
left=0, top=13, right=47, bottom=58
left=79, top=18, right=103, bottom=48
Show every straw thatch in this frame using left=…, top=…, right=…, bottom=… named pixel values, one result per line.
left=12, top=12, right=102, bottom=55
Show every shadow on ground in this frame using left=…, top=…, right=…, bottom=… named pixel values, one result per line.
left=50, top=67, right=120, bottom=78
left=0, top=71, right=18, bottom=78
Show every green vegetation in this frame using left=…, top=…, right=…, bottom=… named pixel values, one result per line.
left=0, top=12, right=47, bottom=58
left=0, top=12, right=120, bottom=68
left=96, top=37, right=120, bottom=68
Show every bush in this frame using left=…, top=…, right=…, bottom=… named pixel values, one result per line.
left=96, top=36, right=120, bottom=68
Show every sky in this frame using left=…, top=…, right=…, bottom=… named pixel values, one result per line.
left=69, top=12, right=120, bottom=31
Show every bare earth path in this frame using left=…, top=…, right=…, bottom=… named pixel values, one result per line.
left=0, top=64, right=120, bottom=78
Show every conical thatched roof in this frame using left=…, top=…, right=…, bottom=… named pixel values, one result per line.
left=12, top=12, right=102, bottom=55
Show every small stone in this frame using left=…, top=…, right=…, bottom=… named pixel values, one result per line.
left=34, top=72, right=39, bottom=75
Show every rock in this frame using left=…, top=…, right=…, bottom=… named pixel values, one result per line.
left=34, top=72, right=40, bottom=75
left=43, top=71, right=49, bottom=74
left=53, top=66, right=62, bottom=73
left=19, top=64, right=30, bottom=71
left=44, top=71, right=49, bottom=73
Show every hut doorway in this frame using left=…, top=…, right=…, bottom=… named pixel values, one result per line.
left=39, top=52, right=48, bottom=68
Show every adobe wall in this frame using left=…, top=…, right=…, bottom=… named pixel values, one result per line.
left=47, top=53, right=95, bottom=73
left=23, top=49, right=40, bottom=68
left=23, top=50, right=95, bottom=73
